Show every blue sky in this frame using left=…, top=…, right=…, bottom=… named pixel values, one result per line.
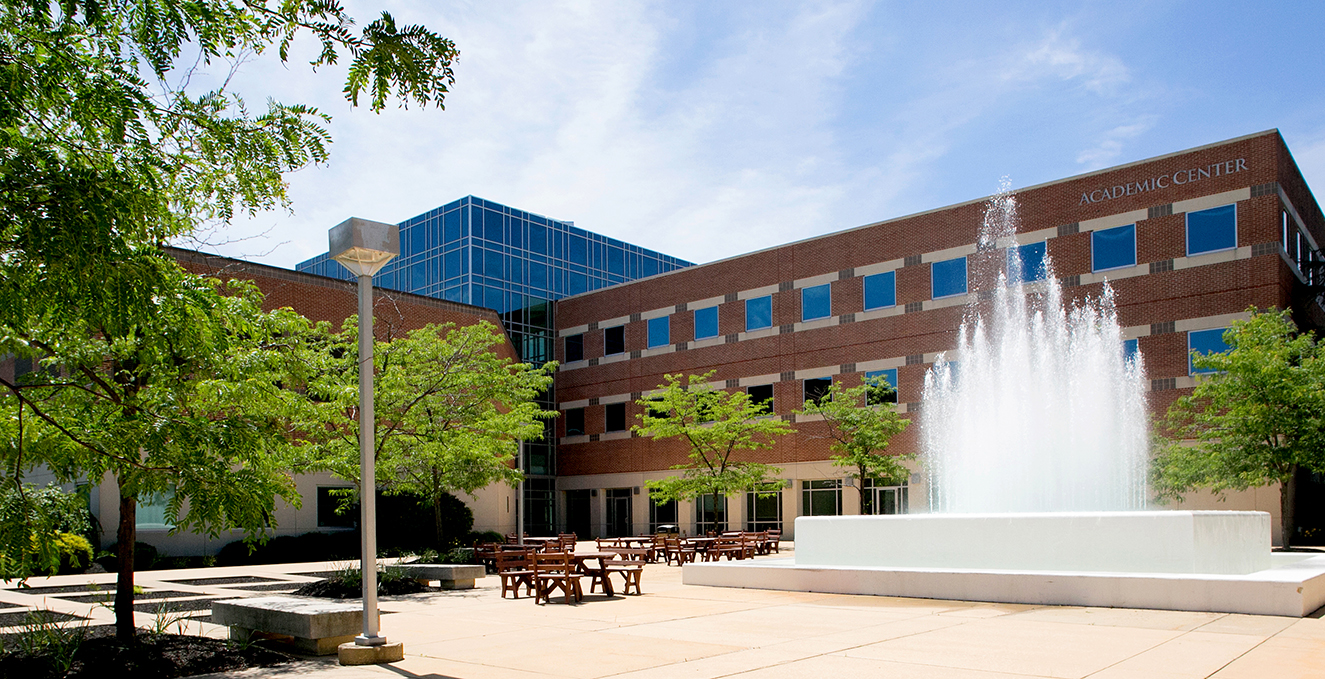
left=203, top=0, right=1325, bottom=269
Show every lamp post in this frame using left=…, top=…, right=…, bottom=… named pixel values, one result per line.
left=328, top=218, right=400, bottom=661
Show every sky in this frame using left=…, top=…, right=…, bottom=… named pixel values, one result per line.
left=197, top=0, right=1325, bottom=270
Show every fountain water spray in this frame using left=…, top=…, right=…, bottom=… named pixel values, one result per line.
left=922, top=180, right=1150, bottom=513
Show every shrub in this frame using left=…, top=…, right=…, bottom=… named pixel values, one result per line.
left=97, top=541, right=159, bottom=572
left=215, top=531, right=359, bottom=567
left=53, top=533, right=93, bottom=574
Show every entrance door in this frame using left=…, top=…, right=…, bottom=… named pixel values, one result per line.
left=605, top=488, right=632, bottom=537
left=566, top=489, right=591, bottom=538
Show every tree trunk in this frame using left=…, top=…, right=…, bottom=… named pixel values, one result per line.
left=115, top=485, right=136, bottom=642
left=1281, top=465, right=1299, bottom=549
left=433, top=495, right=445, bottom=550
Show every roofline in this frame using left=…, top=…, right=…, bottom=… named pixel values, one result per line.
left=556, top=129, right=1283, bottom=302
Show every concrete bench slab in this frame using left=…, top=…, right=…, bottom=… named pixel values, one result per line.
left=212, top=596, right=372, bottom=655
left=392, top=564, right=486, bottom=589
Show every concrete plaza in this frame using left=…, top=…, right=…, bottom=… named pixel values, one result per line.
left=3, top=546, right=1324, bottom=678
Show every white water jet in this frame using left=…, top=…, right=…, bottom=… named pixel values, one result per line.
left=921, top=181, right=1151, bottom=513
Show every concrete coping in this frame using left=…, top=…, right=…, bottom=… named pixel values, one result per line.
left=212, top=596, right=368, bottom=655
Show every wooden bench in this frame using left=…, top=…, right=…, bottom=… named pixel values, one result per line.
left=390, top=564, right=487, bottom=589
left=212, top=596, right=368, bottom=655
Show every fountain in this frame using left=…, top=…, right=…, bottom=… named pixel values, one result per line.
left=685, top=182, right=1325, bottom=616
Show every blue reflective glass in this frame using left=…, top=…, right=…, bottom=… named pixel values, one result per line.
left=1123, top=338, right=1139, bottom=363
left=1189, top=328, right=1229, bottom=374
left=1009, top=241, right=1047, bottom=282
left=509, top=219, right=523, bottom=249
left=506, top=255, right=522, bottom=284
left=444, top=211, right=460, bottom=242
left=865, top=369, right=897, bottom=388
left=569, top=236, right=587, bottom=264
left=410, top=262, right=426, bottom=291
left=1187, top=204, right=1236, bottom=255
left=485, top=249, right=503, bottom=278
left=568, top=272, right=587, bottom=295
left=444, top=250, right=460, bottom=279
left=802, top=284, right=831, bottom=321
left=931, top=257, right=968, bottom=298
left=694, top=306, right=718, bottom=339
left=483, top=210, right=503, bottom=243
left=1092, top=224, right=1136, bottom=271
left=529, top=224, right=547, bottom=253
left=443, top=287, right=462, bottom=302
left=485, top=286, right=505, bottom=312
left=608, top=247, right=624, bottom=275
left=642, top=257, right=659, bottom=277
left=746, top=296, right=772, bottom=331
left=530, top=262, right=548, bottom=290
left=863, top=271, right=896, bottom=310
left=648, top=316, right=670, bottom=348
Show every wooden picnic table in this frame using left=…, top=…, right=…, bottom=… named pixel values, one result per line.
left=571, top=551, right=619, bottom=597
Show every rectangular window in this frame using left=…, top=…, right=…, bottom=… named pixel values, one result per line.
left=694, top=306, right=718, bottom=340
left=1092, top=224, right=1137, bottom=272
left=747, top=384, right=774, bottom=415
left=649, top=493, right=678, bottom=533
left=746, top=490, right=783, bottom=532
left=931, top=257, right=968, bottom=299
left=648, top=316, right=670, bottom=348
left=1189, top=328, right=1230, bottom=374
left=696, top=493, right=727, bottom=534
left=565, top=408, right=585, bottom=436
left=1009, top=241, right=1047, bottom=282
left=863, top=271, right=896, bottom=310
left=865, top=369, right=898, bottom=404
left=803, top=377, right=832, bottom=406
left=604, top=326, right=625, bottom=355
left=861, top=478, right=909, bottom=516
left=605, top=402, right=626, bottom=432
left=1123, top=338, right=1139, bottom=364
left=136, top=490, right=174, bottom=530
left=801, top=283, right=831, bottom=321
left=1187, top=204, right=1237, bottom=256
left=746, top=295, right=772, bottom=331
left=317, top=487, right=356, bottom=528
left=565, top=334, right=584, bottom=362
left=802, top=480, right=842, bottom=517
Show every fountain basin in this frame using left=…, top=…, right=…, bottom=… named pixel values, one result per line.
left=795, top=511, right=1271, bottom=575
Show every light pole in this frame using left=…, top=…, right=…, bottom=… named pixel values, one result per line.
left=329, top=218, right=399, bottom=661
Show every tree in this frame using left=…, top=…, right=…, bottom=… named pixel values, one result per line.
left=0, top=271, right=325, bottom=639
left=300, top=321, right=555, bottom=549
left=1152, top=308, right=1325, bottom=547
left=795, top=376, right=911, bottom=514
left=634, top=372, right=792, bottom=511
left=0, top=482, right=93, bottom=577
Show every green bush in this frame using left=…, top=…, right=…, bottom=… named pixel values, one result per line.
left=216, top=531, right=359, bottom=567
left=53, top=533, right=93, bottom=574
left=467, top=530, right=504, bottom=546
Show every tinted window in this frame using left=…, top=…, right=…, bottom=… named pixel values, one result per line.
left=1189, top=328, right=1229, bottom=374
left=694, top=306, right=718, bottom=339
left=605, top=403, right=626, bottom=432
left=863, top=271, right=896, bottom=310
left=803, top=377, right=832, bottom=406
left=746, top=296, right=772, bottom=331
left=801, top=284, right=831, bottom=321
left=565, top=408, right=585, bottom=436
left=1009, top=242, right=1047, bottom=282
left=747, top=384, right=774, bottom=414
left=865, top=369, right=898, bottom=404
left=604, top=326, right=625, bottom=355
left=931, top=257, right=968, bottom=298
left=1123, top=338, right=1139, bottom=364
left=565, top=334, right=584, bottom=362
left=317, top=487, right=355, bottom=528
left=1092, top=224, right=1136, bottom=271
left=648, top=316, right=670, bottom=348
left=1187, top=204, right=1237, bottom=255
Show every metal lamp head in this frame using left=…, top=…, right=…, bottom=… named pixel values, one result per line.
left=329, top=217, right=400, bottom=276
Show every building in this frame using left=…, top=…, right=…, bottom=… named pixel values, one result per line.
left=551, top=129, right=1324, bottom=544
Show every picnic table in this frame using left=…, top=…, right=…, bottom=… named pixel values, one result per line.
left=571, top=551, right=619, bottom=596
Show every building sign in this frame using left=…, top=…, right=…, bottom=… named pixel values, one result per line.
left=1079, top=158, right=1247, bottom=206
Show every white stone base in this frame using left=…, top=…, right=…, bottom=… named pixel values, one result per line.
left=683, top=553, right=1325, bottom=617
left=338, top=641, right=405, bottom=665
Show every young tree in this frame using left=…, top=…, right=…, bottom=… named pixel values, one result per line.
left=0, top=271, right=325, bottom=639
left=795, top=377, right=911, bottom=513
left=1152, top=309, right=1325, bottom=547
left=634, top=372, right=792, bottom=507
left=301, top=321, right=555, bottom=548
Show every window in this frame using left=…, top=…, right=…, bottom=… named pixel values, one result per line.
left=863, top=271, right=896, bottom=310
left=865, top=369, right=898, bottom=404
left=802, top=480, right=842, bottom=516
left=605, top=403, right=627, bottom=432
left=604, top=326, right=625, bottom=355
left=696, top=493, right=727, bottom=534
left=565, top=333, right=584, bottom=362
left=694, top=306, right=719, bottom=340
left=746, top=295, right=772, bottom=331
left=1009, top=242, right=1047, bottom=282
left=136, top=490, right=174, bottom=530
left=565, top=408, right=585, bottom=436
left=1092, top=224, right=1137, bottom=272
left=649, top=493, right=678, bottom=533
left=647, top=316, right=670, bottom=348
left=1189, top=328, right=1230, bottom=374
left=746, top=490, right=783, bottom=532
left=862, top=478, right=909, bottom=515
left=1123, top=338, right=1139, bottom=364
left=644, top=397, right=668, bottom=420
left=801, top=284, right=831, bottom=321
left=1187, top=204, right=1237, bottom=256
left=803, top=377, right=832, bottom=406
left=317, top=487, right=355, bottom=528
left=931, top=257, right=968, bottom=299
left=747, top=384, right=774, bottom=415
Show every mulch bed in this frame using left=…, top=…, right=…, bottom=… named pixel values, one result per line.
left=0, top=627, right=293, bottom=679
left=220, top=583, right=302, bottom=592
left=132, top=598, right=225, bottom=614
left=161, top=576, right=280, bottom=586
left=292, top=578, right=428, bottom=599
left=4, top=585, right=102, bottom=596
left=0, top=611, right=83, bottom=627
left=56, top=591, right=199, bottom=604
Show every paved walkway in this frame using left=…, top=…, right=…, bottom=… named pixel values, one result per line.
left=4, top=548, right=1324, bottom=678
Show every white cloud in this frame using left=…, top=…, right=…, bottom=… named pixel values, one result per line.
left=1076, top=119, right=1157, bottom=168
